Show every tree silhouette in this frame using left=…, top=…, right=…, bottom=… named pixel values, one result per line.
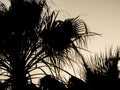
left=85, top=48, right=120, bottom=90
left=0, top=0, right=96, bottom=90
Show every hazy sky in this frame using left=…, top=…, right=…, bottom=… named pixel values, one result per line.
left=50, top=0, right=120, bottom=53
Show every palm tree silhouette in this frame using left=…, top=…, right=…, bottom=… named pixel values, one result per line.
left=85, top=48, right=120, bottom=90
left=0, top=0, right=96, bottom=90
left=0, top=0, right=46, bottom=89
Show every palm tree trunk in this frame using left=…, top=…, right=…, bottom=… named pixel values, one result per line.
left=11, top=51, right=27, bottom=90
left=12, top=70, right=26, bottom=90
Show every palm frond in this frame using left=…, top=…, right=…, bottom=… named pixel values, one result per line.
left=40, top=10, right=97, bottom=58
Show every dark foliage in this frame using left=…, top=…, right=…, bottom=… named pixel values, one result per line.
left=68, top=76, right=92, bottom=90
left=25, top=83, right=39, bottom=90
left=0, top=0, right=46, bottom=90
left=39, top=75, right=67, bottom=90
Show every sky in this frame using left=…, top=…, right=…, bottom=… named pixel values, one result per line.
left=49, top=0, right=120, bottom=79
left=51, top=0, right=120, bottom=79
left=49, top=0, right=120, bottom=53
left=50, top=0, right=120, bottom=75
left=0, top=0, right=120, bottom=82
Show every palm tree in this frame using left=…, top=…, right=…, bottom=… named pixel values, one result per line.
left=0, top=0, right=96, bottom=90
left=85, top=47, right=120, bottom=90
left=0, top=0, right=46, bottom=89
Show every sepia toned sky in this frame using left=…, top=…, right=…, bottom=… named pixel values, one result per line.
left=50, top=0, right=120, bottom=53
left=0, top=0, right=120, bottom=83
left=1, top=0, right=120, bottom=53
left=48, top=0, right=120, bottom=79
left=50, top=0, right=120, bottom=77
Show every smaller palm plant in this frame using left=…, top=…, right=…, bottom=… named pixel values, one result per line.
left=85, top=47, right=120, bottom=90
